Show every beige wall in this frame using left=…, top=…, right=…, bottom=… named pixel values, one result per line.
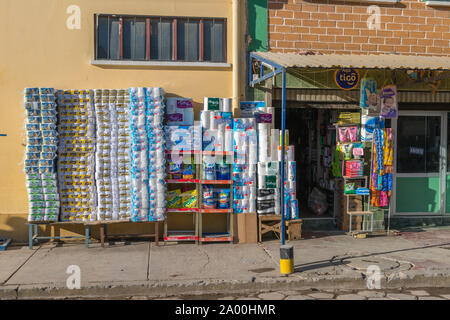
left=0, top=0, right=246, bottom=242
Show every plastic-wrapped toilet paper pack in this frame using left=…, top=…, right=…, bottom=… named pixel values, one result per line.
left=25, top=88, right=60, bottom=222
left=166, top=97, right=193, bottom=126
left=57, top=90, right=96, bottom=222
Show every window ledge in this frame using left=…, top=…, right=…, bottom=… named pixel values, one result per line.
left=425, top=1, right=450, bottom=7
left=91, top=60, right=232, bottom=68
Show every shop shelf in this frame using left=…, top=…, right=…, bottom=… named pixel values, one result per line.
left=199, top=180, right=233, bottom=185
left=166, top=179, right=199, bottom=184
left=166, top=208, right=199, bottom=213
left=347, top=211, right=373, bottom=215
left=164, top=235, right=198, bottom=241
left=199, top=233, right=232, bottom=242
left=199, top=208, right=233, bottom=214
left=342, top=176, right=367, bottom=179
left=165, top=150, right=200, bottom=154
left=201, top=151, right=233, bottom=156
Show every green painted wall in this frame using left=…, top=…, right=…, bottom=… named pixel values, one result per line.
left=396, top=177, right=440, bottom=213
left=445, top=175, right=450, bottom=213
left=248, top=0, right=268, bottom=52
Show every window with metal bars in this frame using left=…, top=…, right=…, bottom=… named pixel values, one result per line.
left=95, top=14, right=227, bottom=62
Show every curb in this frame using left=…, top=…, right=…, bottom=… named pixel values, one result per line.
left=3, top=272, right=450, bottom=299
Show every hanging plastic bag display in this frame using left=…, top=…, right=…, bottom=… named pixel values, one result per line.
left=360, top=78, right=378, bottom=111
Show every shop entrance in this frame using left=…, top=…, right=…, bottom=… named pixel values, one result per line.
left=276, top=107, right=359, bottom=220
left=393, top=111, right=450, bottom=216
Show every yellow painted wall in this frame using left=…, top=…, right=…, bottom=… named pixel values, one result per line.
left=0, top=0, right=247, bottom=242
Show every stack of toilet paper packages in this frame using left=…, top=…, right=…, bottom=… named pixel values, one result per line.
left=232, top=118, right=257, bottom=213
left=200, top=110, right=233, bottom=153
left=94, top=89, right=132, bottom=221
left=165, top=126, right=202, bottom=152
left=166, top=97, right=194, bottom=126
left=239, top=101, right=267, bottom=118
left=57, top=90, right=96, bottom=222
left=25, top=88, right=60, bottom=222
left=146, top=87, right=166, bottom=221
left=129, top=88, right=166, bottom=222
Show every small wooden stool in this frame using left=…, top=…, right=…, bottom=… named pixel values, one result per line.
left=258, top=215, right=302, bottom=242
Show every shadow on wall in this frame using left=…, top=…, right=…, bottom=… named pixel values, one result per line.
left=0, top=215, right=28, bottom=243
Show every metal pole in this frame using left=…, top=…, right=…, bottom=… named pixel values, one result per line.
left=281, top=68, right=286, bottom=246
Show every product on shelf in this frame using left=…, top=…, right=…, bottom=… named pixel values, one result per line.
left=166, top=98, right=194, bottom=126
left=57, top=89, right=96, bottom=222
left=25, top=88, right=60, bottom=222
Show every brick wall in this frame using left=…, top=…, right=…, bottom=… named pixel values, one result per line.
left=268, top=0, right=450, bottom=56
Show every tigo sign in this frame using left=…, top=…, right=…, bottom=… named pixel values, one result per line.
left=334, top=69, right=360, bottom=90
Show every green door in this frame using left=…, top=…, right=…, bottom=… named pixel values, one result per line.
left=394, top=112, right=446, bottom=215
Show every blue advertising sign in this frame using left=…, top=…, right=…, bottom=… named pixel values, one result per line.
left=334, top=69, right=360, bottom=90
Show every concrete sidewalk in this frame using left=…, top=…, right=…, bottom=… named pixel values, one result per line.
left=1, top=228, right=450, bottom=299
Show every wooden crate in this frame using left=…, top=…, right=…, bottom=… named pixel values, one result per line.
left=258, top=215, right=302, bottom=242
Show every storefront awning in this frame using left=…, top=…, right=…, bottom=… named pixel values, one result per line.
left=251, top=52, right=450, bottom=71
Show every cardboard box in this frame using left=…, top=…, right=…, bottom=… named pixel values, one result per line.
left=234, top=212, right=258, bottom=243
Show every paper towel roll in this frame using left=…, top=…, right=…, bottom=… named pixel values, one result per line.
left=224, top=130, right=233, bottom=152
left=210, top=111, right=218, bottom=130
left=270, top=129, right=280, bottom=162
left=221, top=98, right=232, bottom=112
left=201, top=111, right=211, bottom=129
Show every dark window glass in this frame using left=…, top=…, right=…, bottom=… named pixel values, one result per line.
left=123, top=18, right=147, bottom=60
left=97, top=16, right=109, bottom=59
left=204, top=20, right=225, bottom=62
left=397, top=116, right=441, bottom=173
left=109, top=18, right=120, bottom=60
left=150, top=19, right=173, bottom=60
left=177, top=20, right=199, bottom=61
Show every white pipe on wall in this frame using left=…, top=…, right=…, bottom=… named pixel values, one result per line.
left=232, top=0, right=240, bottom=112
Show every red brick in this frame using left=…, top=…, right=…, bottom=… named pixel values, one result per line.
left=394, top=45, right=411, bottom=53
left=344, top=14, right=360, bottom=21
left=328, top=43, right=345, bottom=50
left=327, top=28, right=343, bottom=35
left=336, top=6, right=352, bottom=14
left=275, top=25, right=293, bottom=33
left=386, top=38, right=401, bottom=45
left=387, top=23, right=402, bottom=31
left=277, top=41, right=294, bottom=48
left=293, top=26, right=310, bottom=33
left=319, top=35, right=336, bottom=42
left=285, top=19, right=302, bottom=26
left=408, top=2, right=426, bottom=10
left=269, top=25, right=275, bottom=32
left=427, top=47, right=443, bottom=54
left=310, top=27, right=327, bottom=34
left=418, top=24, right=434, bottom=32
left=410, top=31, right=426, bottom=38
left=285, top=4, right=301, bottom=11
left=445, top=19, right=450, bottom=26
left=352, top=6, right=368, bottom=14
left=362, top=44, right=377, bottom=51
left=319, top=5, right=335, bottom=13
left=435, top=25, right=449, bottom=33
left=403, top=24, right=418, bottom=32
left=377, top=30, right=393, bottom=38
left=417, top=39, right=434, bottom=46
left=444, top=33, right=450, bottom=40
left=435, top=10, right=450, bottom=18
left=270, top=33, right=284, bottom=41
left=385, top=8, right=402, bottom=16
left=381, top=16, right=394, bottom=23
left=378, top=45, right=395, bottom=52
left=353, top=36, right=369, bottom=43
left=434, top=39, right=449, bottom=47
left=294, top=12, right=310, bottom=19
left=403, top=9, right=419, bottom=16
left=427, top=32, right=442, bottom=39
left=402, top=38, right=418, bottom=45
left=410, top=17, right=426, bottom=25
left=345, top=43, right=361, bottom=51
left=394, top=16, right=409, bottom=24
left=320, top=20, right=336, bottom=28
left=336, top=36, right=352, bottom=42
left=353, top=22, right=368, bottom=29
left=393, top=31, right=409, bottom=38
left=268, top=9, right=276, bottom=17
left=328, top=13, right=344, bottom=21
left=310, top=12, right=327, bottom=20
left=302, top=34, right=318, bottom=41
left=277, top=10, right=294, bottom=19
left=419, top=10, right=435, bottom=18
left=411, top=46, right=426, bottom=54
left=427, top=17, right=443, bottom=25
left=283, top=49, right=298, bottom=53
left=294, top=41, right=311, bottom=49
left=360, top=30, right=377, bottom=37
left=337, top=21, right=353, bottom=28
left=369, top=37, right=385, bottom=44
left=285, top=33, right=301, bottom=41
left=302, top=20, right=319, bottom=27
left=344, top=28, right=360, bottom=36
left=268, top=17, right=284, bottom=25
left=302, top=4, right=318, bottom=12
left=311, top=42, right=329, bottom=49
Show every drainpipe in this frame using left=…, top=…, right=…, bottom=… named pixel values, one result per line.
left=232, top=0, right=240, bottom=111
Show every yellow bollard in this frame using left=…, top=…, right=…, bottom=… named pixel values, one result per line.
left=280, top=245, right=294, bottom=275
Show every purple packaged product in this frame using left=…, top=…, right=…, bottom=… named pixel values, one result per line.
left=167, top=113, right=183, bottom=122
left=256, top=113, right=273, bottom=124
left=177, top=100, right=193, bottom=109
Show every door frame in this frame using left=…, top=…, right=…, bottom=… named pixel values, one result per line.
left=392, top=110, right=447, bottom=216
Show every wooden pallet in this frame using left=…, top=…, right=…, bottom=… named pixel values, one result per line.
left=258, top=215, right=302, bottom=242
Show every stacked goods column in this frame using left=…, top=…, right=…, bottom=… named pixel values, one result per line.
left=93, top=89, right=132, bottom=221
left=145, top=88, right=166, bottom=221
left=129, top=87, right=166, bottom=222
left=232, top=118, right=258, bottom=213
left=24, top=88, right=59, bottom=222
left=57, top=90, right=96, bottom=222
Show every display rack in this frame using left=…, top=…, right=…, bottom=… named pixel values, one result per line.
left=164, top=150, right=234, bottom=244
left=335, top=123, right=374, bottom=233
